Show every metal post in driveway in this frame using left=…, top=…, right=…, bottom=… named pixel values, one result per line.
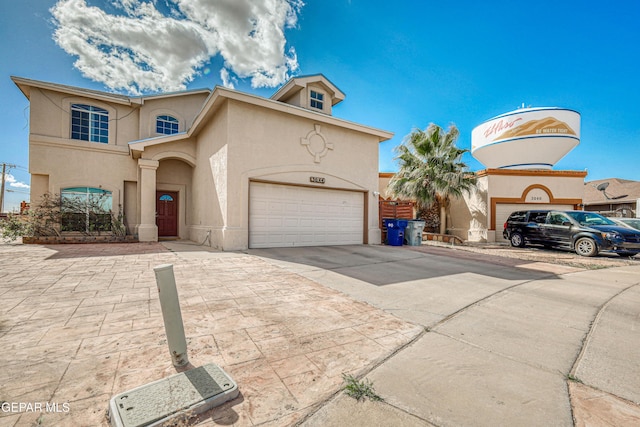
left=153, top=264, right=189, bottom=367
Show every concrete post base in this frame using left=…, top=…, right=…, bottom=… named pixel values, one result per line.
left=137, top=224, right=158, bottom=242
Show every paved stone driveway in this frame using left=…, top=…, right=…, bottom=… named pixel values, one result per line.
left=0, top=242, right=421, bottom=426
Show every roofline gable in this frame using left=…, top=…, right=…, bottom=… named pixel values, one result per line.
left=271, top=74, right=346, bottom=106
left=190, top=85, right=391, bottom=140
left=130, top=84, right=393, bottom=155
left=11, top=76, right=136, bottom=106
left=12, top=75, right=392, bottom=155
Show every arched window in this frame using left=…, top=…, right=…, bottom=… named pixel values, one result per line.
left=61, top=187, right=113, bottom=232
left=156, top=115, right=179, bottom=135
left=71, top=104, right=109, bottom=143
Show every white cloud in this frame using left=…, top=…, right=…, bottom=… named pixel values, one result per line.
left=50, top=0, right=304, bottom=94
left=5, top=174, right=30, bottom=189
left=220, top=68, right=236, bottom=89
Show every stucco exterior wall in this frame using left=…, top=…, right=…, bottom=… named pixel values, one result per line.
left=29, top=131, right=137, bottom=216
left=450, top=178, right=488, bottom=242
left=28, top=88, right=139, bottom=147
left=189, top=101, right=229, bottom=247
left=450, top=170, right=586, bottom=242
left=378, top=173, right=393, bottom=199
left=29, top=174, right=50, bottom=207
left=216, top=100, right=380, bottom=250
left=27, top=87, right=140, bottom=221
left=138, top=92, right=209, bottom=139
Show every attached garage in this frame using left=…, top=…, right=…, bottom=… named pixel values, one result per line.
left=495, top=203, right=575, bottom=242
left=249, top=181, right=365, bottom=248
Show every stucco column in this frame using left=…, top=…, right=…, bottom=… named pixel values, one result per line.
left=138, top=158, right=159, bottom=242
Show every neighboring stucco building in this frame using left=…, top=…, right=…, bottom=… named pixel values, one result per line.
left=449, top=169, right=586, bottom=242
left=13, top=74, right=393, bottom=250
left=379, top=169, right=587, bottom=243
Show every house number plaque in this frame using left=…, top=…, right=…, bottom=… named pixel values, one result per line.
left=310, top=176, right=325, bottom=184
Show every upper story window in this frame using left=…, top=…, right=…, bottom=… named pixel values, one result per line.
left=310, top=90, right=324, bottom=110
left=156, top=115, right=179, bottom=135
left=71, top=104, right=109, bottom=143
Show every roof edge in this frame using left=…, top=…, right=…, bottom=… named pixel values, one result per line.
left=190, top=85, right=392, bottom=142
left=271, top=74, right=346, bottom=105
left=11, top=76, right=134, bottom=106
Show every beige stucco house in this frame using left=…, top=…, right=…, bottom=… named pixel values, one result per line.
left=450, top=169, right=587, bottom=242
left=379, top=169, right=587, bottom=243
left=378, top=105, right=590, bottom=244
left=13, top=74, right=393, bottom=250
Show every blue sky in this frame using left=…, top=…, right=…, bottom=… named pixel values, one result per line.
left=1, top=0, right=639, bottom=212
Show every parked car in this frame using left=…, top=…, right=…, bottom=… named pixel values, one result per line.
left=503, top=210, right=640, bottom=257
left=611, top=217, right=640, bottom=231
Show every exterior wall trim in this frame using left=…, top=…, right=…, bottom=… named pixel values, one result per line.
left=31, top=137, right=130, bottom=156
left=151, top=151, right=197, bottom=168
left=477, top=168, right=588, bottom=178
left=249, top=177, right=368, bottom=193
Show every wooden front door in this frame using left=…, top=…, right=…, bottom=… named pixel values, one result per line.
left=156, top=191, right=178, bottom=237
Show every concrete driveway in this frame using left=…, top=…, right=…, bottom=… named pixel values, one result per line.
left=249, top=244, right=640, bottom=426
left=0, top=242, right=422, bottom=426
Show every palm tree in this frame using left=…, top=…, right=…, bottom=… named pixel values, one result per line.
left=389, top=123, right=476, bottom=235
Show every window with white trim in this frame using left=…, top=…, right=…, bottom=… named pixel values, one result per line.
left=71, top=104, right=109, bottom=143
left=156, top=115, right=179, bottom=135
left=310, top=90, right=324, bottom=110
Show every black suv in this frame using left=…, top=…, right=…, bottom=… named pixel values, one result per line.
left=503, top=210, right=640, bottom=257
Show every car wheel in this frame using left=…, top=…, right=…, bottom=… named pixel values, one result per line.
left=510, top=232, right=525, bottom=248
left=617, top=252, right=637, bottom=258
left=575, top=237, right=598, bottom=257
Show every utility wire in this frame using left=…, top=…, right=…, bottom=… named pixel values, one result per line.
left=38, top=88, right=140, bottom=122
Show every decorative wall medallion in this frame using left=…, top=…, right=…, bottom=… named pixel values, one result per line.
left=301, top=124, right=333, bottom=163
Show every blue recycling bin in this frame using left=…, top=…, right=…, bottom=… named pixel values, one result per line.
left=383, top=219, right=408, bottom=246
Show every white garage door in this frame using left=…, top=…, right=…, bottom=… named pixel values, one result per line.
left=249, top=182, right=364, bottom=248
left=495, top=203, right=574, bottom=241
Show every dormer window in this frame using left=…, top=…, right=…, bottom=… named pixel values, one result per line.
left=156, top=115, right=179, bottom=135
left=310, top=90, right=324, bottom=110
left=271, top=75, right=345, bottom=115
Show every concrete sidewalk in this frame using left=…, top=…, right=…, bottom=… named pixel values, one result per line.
left=0, top=241, right=421, bottom=426
left=248, top=245, right=640, bottom=426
